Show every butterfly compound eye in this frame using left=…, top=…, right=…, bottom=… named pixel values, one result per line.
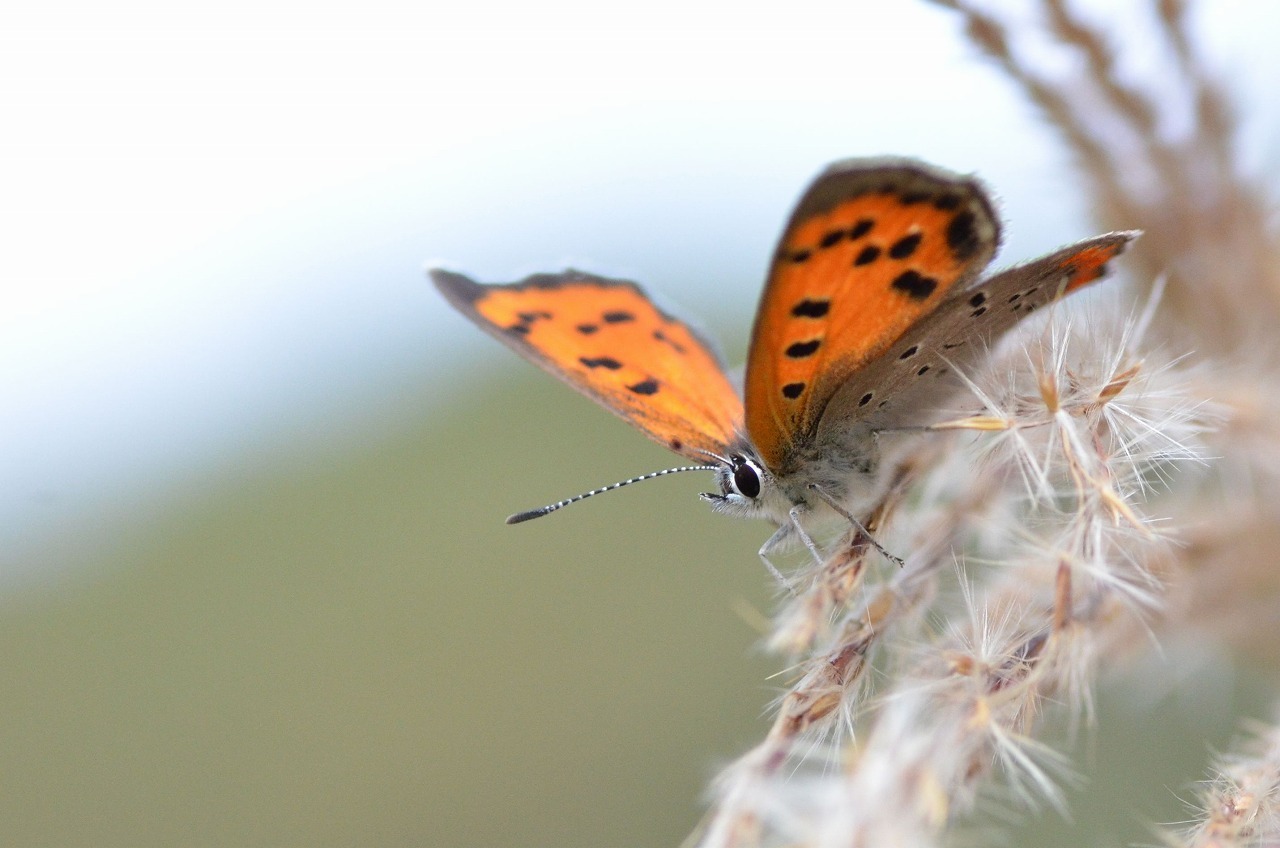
left=731, top=456, right=762, bottom=499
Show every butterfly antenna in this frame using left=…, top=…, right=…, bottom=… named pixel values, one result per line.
left=506, top=465, right=720, bottom=525
left=691, top=446, right=732, bottom=465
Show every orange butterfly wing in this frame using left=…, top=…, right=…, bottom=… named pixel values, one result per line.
left=744, top=159, right=1001, bottom=472
left=432, top=269, right=742, bottom=461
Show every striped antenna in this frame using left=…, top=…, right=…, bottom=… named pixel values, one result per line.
left=506, top=465, right=720, bottom=525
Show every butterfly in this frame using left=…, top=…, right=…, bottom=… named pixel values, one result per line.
left=432, top=158, right=1136, bottom=573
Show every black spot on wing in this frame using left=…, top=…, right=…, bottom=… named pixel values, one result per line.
left=785, top=339, right=821, bottom=358
left=603, top=310, right=635, bottom=324
left=917, top=365, right=930, bottom=376
left=899, top=345, right=918, bottom=359
left=858, top=392, right=874, bottom=407
left=891, top=270, right=938, bottom=300
left=819, top=229, right=845, bottom=248
left=900, top=191, right=931, bottom=205
left=652, top=329, right=686, bottom=354
left=576, top=323, right=598, bottom=334
left=509, top=310, right=546, bottom=335
left=579, top=356, right=622, bottom=370
left=627, top=379, right=659, bottom=395
left=781, top=382, right=805, bottom=399
left=849, top=218, right=874, bottom=239
left=889, top=232, right=922, bottom=260
left=969, top=291, right=987, bottom=307
left=933, top=193, right=962, bottom=210
left=854, top=245, right=881, bottom=266
left=947, top=210, right=980, bottom=260
left=789, top=249, right=812, bottom=264
left=792, top=299, right=830, bottom=318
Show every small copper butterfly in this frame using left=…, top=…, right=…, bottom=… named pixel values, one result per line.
left=433, top=158, right=1136, bottom=572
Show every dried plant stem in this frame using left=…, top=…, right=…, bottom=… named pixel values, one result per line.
left=929, top=0, right=1279, bottom=356
left=693, top=2, right=1279, bottom=844
left=698, top=325, right=1197, bottom=845
left=1168, top=719, right=1280, bottom=847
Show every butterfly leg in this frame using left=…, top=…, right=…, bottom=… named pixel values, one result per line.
left=785, top=504, right=829, bottom=568
left=806, top=483, right=904, bottom=567
left=757, top=524, right=798, bottom=592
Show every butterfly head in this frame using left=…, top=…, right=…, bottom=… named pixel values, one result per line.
left=701, top=449, right=793, bottom=523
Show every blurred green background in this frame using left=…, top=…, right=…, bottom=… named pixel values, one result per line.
left=2, top=368, right=1275, bottom=847
left=0, top=374, right=780, bottom=846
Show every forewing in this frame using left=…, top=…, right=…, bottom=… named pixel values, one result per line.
left=743, top=158, right=1001, bottom=471
left=819, top=230, right=1141, bottom=432
left=432, top=268, right=742, bottom=460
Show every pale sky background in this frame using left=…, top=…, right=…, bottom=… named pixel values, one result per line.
left=1, top=0, right=1276, bottom=581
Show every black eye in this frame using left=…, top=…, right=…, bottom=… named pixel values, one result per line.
left=732, top=459, right=761, bottom=499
